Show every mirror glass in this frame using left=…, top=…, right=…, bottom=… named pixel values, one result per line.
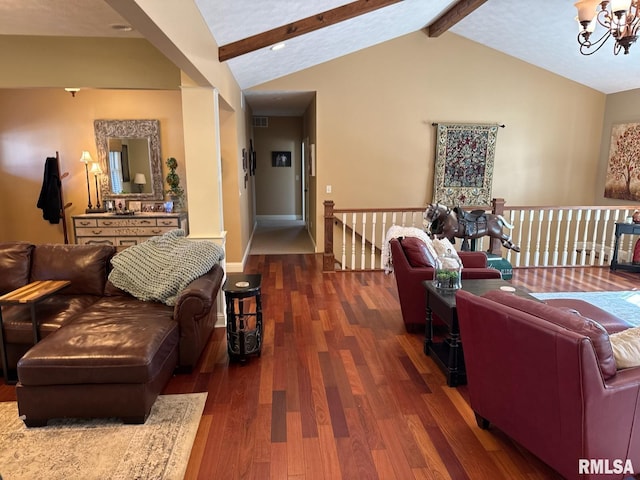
left=94, top=119, right=163, bottom=201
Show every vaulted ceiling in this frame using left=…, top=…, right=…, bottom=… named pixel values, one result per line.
left=3, top=0, right=640, bottom=97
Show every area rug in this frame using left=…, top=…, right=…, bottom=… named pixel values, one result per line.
left=0, top=393, right=206, bottom=480
left=532, top=291, right=640, bottom=326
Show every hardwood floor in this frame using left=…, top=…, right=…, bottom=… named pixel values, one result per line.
left=1, top=257, right=638, bottom=478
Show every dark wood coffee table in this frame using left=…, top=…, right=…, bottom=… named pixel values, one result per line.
left=422, top=278, right=535, bottom=387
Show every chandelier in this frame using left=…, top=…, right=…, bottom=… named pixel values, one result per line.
left=575, top=0, right=640, bottom=55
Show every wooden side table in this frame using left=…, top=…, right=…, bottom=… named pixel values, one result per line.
left=222, top=274, right=263, bottom=362
left=423, top=279, right=535, bottom=387
left=0, top=280, right=70, bottom=384
left=611, top=222, right=640, bottom=272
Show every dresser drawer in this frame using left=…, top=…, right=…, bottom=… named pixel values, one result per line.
left=74, top=218, right=98, bottom=228
left=116, top=238, right=141, bottom=247
left=156, top=218, right=180, bottom=227
left=97, top=218, right=156, bottom=228
left=75, top=226, right=174, bottom=237
left=76, top=237, right=116, bottom=246
left=73, top=213, right=187, bottom=245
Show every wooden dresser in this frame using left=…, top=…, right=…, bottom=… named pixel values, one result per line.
left=72, top=213, right=189, bottom=246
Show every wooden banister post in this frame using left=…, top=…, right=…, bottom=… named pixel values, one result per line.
left=323, top=200, right=335, bottom=271
left=490, top=198, right=505, bottom=255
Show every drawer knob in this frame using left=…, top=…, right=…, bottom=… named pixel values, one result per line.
left=92, top=230, right=102, bottom=235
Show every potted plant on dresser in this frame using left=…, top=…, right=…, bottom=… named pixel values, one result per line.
left=164, top=157, right=185, bottom=211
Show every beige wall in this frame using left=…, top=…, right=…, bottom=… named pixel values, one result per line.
left=0, top=88, right=184, bottom=243
left=254, top=117, right=303, bottom=218
left=252, top=32, right=606, bottom=250
left=0, top=36, right=180, bottom=89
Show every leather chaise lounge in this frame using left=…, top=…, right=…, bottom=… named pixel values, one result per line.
left=0, top=241, right=223, bottom=427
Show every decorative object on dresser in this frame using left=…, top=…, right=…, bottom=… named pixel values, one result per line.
left=88, top=162, right=106, bottom=213
left=164, top=157, right=184, bottom=210
left=73, top=212, right=188, bottom=246
left=79, top=150, right=94, bottom=212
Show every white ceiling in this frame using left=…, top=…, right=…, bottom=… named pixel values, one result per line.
left=2, top=0, right=640, bottom=111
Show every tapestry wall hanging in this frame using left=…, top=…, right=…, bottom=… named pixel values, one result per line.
left=604, top=123, right=640, bottom=201
left=432, top=123, right=499, bottom=206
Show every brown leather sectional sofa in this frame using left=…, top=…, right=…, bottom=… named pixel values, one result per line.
left=0, top=241, right=224, bottom=426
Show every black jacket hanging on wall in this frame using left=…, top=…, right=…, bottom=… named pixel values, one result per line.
left=36, top=157, right=62, bottom=224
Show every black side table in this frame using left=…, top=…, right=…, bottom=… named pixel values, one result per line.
left=222, top=273, right=263, bottom=362
left=611, top=222, right=640, bottom=272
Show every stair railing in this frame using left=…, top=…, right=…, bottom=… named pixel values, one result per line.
left=323, top=199, right=640, bottom=272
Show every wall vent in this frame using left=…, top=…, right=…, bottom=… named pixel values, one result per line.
left=252, top=116, right=268, bottom=128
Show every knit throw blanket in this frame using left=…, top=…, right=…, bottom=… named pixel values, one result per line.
left=108, top=229, right=224, bottom=306
left=382, top=225, right=431, bottom=274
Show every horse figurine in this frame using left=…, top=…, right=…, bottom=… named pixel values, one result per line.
left=424, top=203, right=521, bottom=252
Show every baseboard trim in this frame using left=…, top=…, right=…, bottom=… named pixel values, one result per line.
left=225, top=261, right=245, bottom=273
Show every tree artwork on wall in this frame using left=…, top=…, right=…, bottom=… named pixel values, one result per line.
left=605, top=123, right=640, bottom=201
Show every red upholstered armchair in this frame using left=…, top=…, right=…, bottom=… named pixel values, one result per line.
left=389, top=237, right=501, bottom=333
left=456, top=290, right=640, bottom=480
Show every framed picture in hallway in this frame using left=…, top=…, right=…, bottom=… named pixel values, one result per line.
left=272, top=151, right=291, bottom=167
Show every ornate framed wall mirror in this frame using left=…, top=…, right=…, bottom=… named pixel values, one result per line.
left=94, top=119, right=163, bottom=201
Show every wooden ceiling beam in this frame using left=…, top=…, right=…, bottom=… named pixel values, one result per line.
left=426, top=0, right=487, bottom=38
left=219, top=0, right=402, bottom=62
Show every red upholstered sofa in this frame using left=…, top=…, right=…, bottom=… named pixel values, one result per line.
left=389, top=237, right=501, bottom=332
left=456, top=289, right=638, bottom=480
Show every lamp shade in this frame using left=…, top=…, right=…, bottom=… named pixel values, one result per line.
left=611, top=0, right=632, bottom=13
left=80, top=151, right=93, bottom=164
left=89, top=162, right=103, bottom=175
left=574, top=0, right=600, bottom=22
left=133, top=173, right=147, bottom=185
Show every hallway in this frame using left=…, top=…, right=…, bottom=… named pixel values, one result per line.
left=249, top=219, right=315, bottom=254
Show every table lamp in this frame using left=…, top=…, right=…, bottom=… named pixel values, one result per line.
left=133, top=173, right=146, bottom=193
left=88, top=162, right=106, bottom=212
left=79, top=151, right=93, bottom=212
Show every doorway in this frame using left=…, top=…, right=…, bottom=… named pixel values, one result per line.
left=245, top=91, right=317, bottom=254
